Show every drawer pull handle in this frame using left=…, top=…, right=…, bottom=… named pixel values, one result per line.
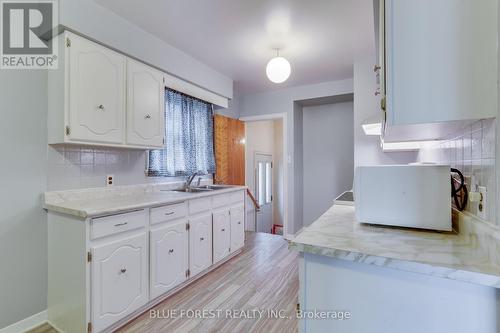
left=200, top=237, right=204, bottom=241
left=114, top=222, right=128, bottom=227
left=144, top=114, right=151, bottom=119
left=237, top=221, right=241, bottom=225
left=221, top=228, right=225, bottom=232
left=120, top=268, right=127, bottom=274
left=168, top=249, right=174, bottom=254
left=97, top=104, right=105, bottom=111
left=164, top=212, right=175, bottom=216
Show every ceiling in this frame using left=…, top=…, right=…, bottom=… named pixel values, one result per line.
left=95, top=0, right=375, bottom=95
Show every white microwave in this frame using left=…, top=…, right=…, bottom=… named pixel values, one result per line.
left=354, top=165, right=452, bottom=231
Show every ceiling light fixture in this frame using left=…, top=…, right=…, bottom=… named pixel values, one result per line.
left=266, top=49, right=291, bottom=83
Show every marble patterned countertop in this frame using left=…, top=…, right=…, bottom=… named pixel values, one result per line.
left=44, top=184, right=247, bottom=218
left=289, top=204, right=500, bottom=288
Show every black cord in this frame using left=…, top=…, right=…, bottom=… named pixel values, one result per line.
left=451, top=168, right=468, bottom=211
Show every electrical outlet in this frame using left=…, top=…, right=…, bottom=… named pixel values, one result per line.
left=477, top=186, right=488, bottom=220
left=106, top=175, right=114, bottom=186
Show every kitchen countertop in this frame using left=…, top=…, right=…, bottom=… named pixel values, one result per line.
left=44, top=185, right=247, bottom=218
left=289, top=204, right=500, bottom=288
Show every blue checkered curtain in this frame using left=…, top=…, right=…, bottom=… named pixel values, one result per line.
left=148, top=89, right=216, bottom=177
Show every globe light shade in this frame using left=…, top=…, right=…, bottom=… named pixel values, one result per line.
left=266, top=56, right=291, bottom=83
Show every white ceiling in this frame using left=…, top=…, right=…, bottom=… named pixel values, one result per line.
left=96, top=0, right=375, bottom=95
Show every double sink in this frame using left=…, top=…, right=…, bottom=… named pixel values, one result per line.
left=168, top=184, right=232, bottom=193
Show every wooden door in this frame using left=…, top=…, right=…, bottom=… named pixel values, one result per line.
left=91, top=233, right=148, bottom=332
left=212, top=209, right=231, bottom=263
left=214, top=114, right=245, bottom=185
left=189, top=213, right=213, bottom=276
left=68, top=33, right=125, bottom=144
left=126, top=59, right=165, bottom=147
left=150, top=220, right=188, bottom=299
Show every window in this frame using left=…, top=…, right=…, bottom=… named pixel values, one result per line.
left=148, top=89, right=216, bottom=177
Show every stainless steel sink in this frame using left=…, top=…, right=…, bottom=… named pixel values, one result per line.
left=170, top=187, right=213, bottom=193
left=195, top=185, right=230, bottom=190
left=164, top=184, right=233, bottom=193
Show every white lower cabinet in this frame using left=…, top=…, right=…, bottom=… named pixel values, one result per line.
left=150, top=219, right=188, bottom=299
left=230, top=205, right=245, bottom=252
left=91, top=233, right=149, bottom=333
left=213, top=209, right=231, bottom=263
left=189, top=213, right=213, bottom=276
left=47, top=190, right=246, bottom=333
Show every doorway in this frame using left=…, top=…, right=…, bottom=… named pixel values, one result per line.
left=242, top=116, right=286, bottom=236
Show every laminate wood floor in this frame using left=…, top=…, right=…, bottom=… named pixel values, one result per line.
left=30, top=232, right=298, bottom=333
left=118, top=232, right=298, bottom=333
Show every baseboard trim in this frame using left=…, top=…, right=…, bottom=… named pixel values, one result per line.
left=0, top=310, right=47, bottom=333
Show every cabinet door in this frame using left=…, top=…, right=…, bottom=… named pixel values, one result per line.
left=212, top=209, right=231, bottom=263
left=126, top=59, right=165, bottom=147
left=189, top=213, right=213, bottom=276
left=150, top=220, right=188, bottom=299
left=385, top=0, right=497, bottom=125
left=230, top=205, right=245, bottom=252
left=68, top=33, right=125, bottom=144
left=91, top=233, right=148, bottom=333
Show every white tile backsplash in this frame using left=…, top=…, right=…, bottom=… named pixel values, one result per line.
left=47, top=145, right=209, bottom=191
left=418, top=119, right=496, bottom=225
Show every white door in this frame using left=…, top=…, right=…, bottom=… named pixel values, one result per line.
left=230, top=205, right=245, bottom=252
left=126, top=59, right=165, bottom=147
left=189, top=213, right=213, bottom=276
left=150, top=220, right=188, bottom=299
left=212, top=209, right=231, bottom=263
left=91, top=233, right=148, bottom=333
left=68, top=33, right=125, bottom=144
left=255, top=153, right=273, bottom=233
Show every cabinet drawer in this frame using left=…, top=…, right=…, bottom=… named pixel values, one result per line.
left=229, top=190, right=245, bottom=204
left=189, top=197, right=212, bottom=215
left=91, top=209, right=146, bottom=240
left=212, top=193, right=230, bottom=209
left=150, top=202, right=187, bottom=225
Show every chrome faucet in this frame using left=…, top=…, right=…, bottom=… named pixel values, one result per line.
left=186, top=173, right=199, bottom=190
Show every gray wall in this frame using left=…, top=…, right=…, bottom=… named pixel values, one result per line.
left=0, top=71, right=48, bottom=328
left=293, top=102, right=304, bottom=234
left=303, top=102, right=354, bottom=225
left=59, top=0, right=233, bottom=98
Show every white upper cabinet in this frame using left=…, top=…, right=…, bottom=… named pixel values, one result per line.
left=380, top=0, right=497, bottom=127
left=212, top=209, right=231, bottom=263
left=48, top=31, right=166, bottom=149
left=150, top=220, right=188, bottom=299
left=67, top=33, right=126, bottom=144
left=126, top=59, right=165, bottom=147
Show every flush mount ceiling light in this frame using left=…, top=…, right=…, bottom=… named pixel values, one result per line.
left=266, top=49, right=291, bottom=83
